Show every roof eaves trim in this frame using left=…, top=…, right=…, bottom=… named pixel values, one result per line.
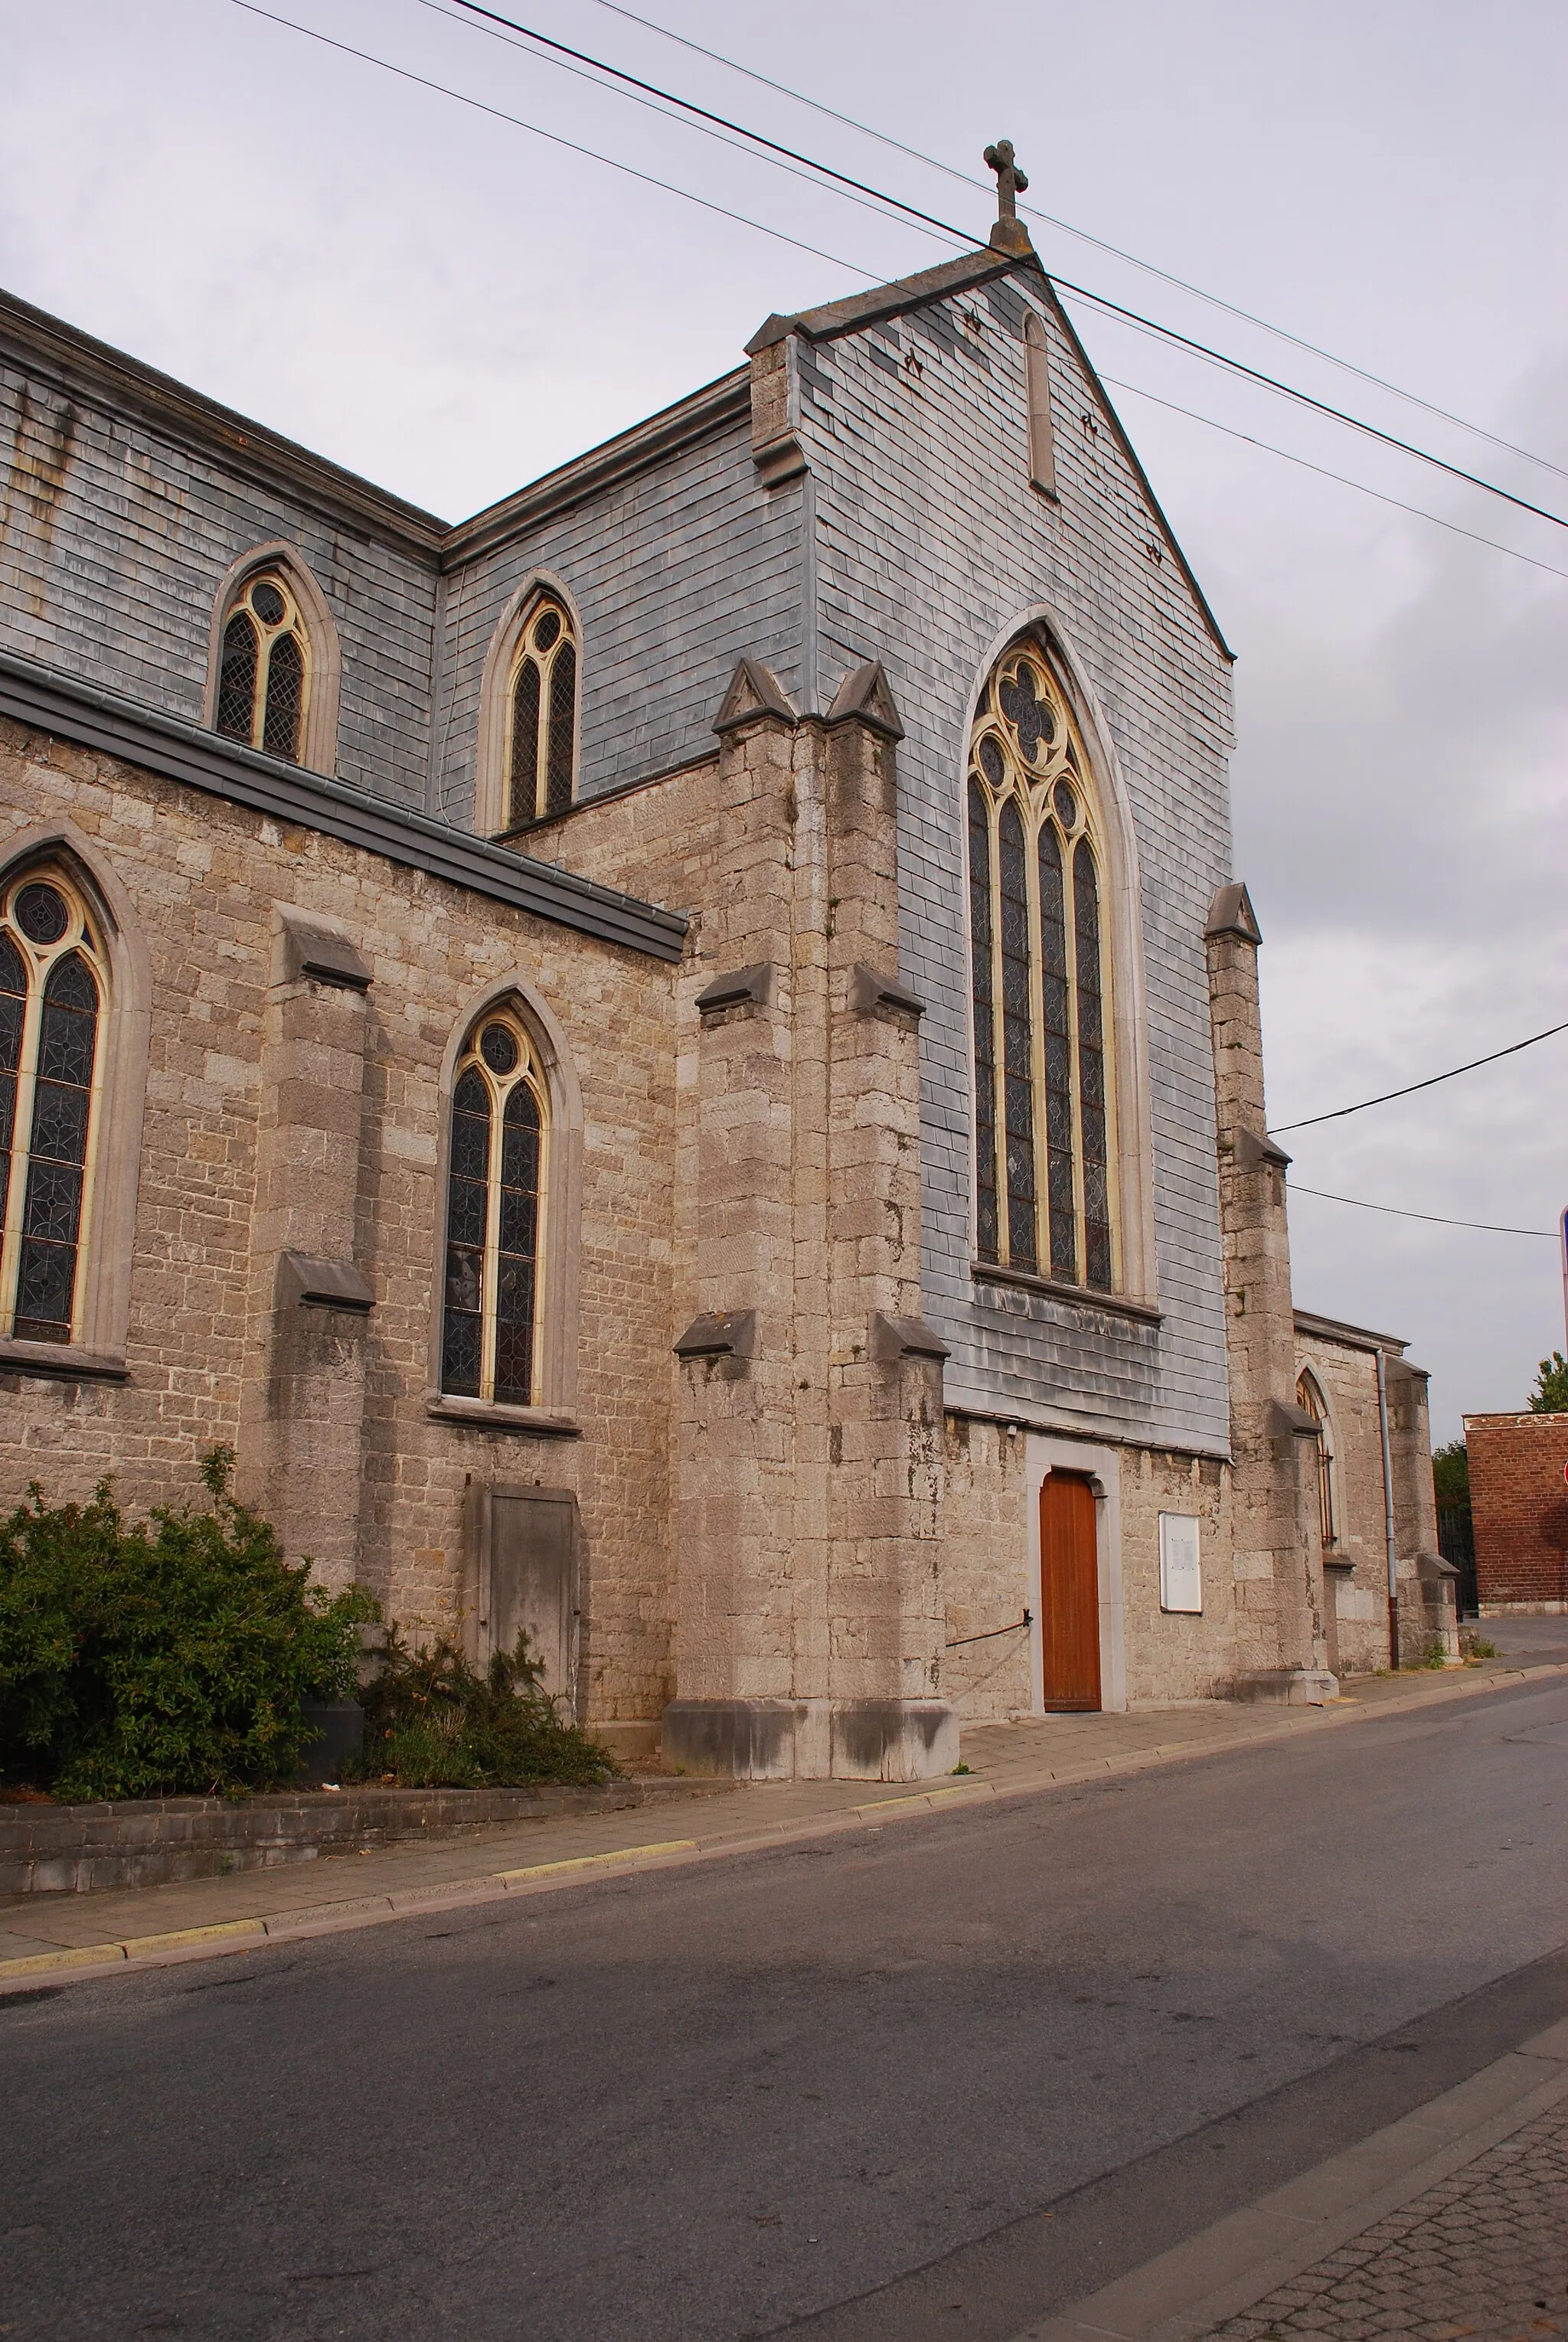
left=0, top=286, right=449, bottom=554
left=1292, top=1308, right=1410, bottom=1357
left=0, top=649, right=688, bottom=965
left=745, top=248, right=1019, bottom=352
left=443, top=369, right=750, bottom=567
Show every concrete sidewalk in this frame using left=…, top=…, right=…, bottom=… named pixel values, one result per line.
left=3, top=1655, right=1563, bottom=1988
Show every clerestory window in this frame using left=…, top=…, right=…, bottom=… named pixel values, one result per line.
left=215, top=570, right=312, bottom=763
left=0, top=870, right=107, bottom=1345
left=506, top=597, right=577, bottom=827
left=968, top=642, right=1116, bottom=1292
left=440, top=1007, right=549, bottom=1406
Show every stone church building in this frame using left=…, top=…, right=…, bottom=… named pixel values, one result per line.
left=0, top=171, right=1446, bottom=1775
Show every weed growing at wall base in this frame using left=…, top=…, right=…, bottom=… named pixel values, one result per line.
left=354, top=1635, right=617, bottom=1787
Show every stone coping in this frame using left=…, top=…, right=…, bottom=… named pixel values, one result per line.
left=0, top=1778, right=733, bottom=1896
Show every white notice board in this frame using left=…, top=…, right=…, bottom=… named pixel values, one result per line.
left=1159, top=1514, right=1202, bottom=1613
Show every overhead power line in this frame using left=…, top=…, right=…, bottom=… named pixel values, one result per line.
left=1288, top=1186, right=1557, bottom=1239
left=1101, top=375, right=1568, bottom=586
left=436, top=0, right=1567, bottom=537
left=573, top=0, right=1568, bottom=488
left=1271, top=1021, right=1568, bottom=1135
left=230, top=1, right=1567, bottom=557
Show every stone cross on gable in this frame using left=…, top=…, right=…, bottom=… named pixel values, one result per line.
left=983, top=140, right=1034, bottom=256
left=984, top=139, right=1029, bottom=221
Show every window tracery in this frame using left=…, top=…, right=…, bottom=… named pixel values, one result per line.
left=968, top=644, right=1116, bottom=1291
left=0, top=870, right=106, bottom=1345
left=506, top=598, right=577, bottom=826
left=440, top=1007, right=549, bottom=1406
left=214, top=570, right=312, bottom=763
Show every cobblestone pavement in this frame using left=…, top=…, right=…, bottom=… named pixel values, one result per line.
left=1196, top=2104, right=1568, bottom=2342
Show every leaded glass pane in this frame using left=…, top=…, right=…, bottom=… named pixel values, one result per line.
left=998, top=801, right=1035, bottom=1270
left=250, top=580, right=286, bottom=627
left=15, top=884, right=69, bottom=946
left=545, top=641, right=576, bottom=815
left=494, top=1085, right=541, bottom=1403
left=263, top=630, right=305, bottom=762
left=441, top=1068, right=491, bottom=1397
left=216, top=611, right=258, bottom=742
left=1074, top=838, right=1112, bottom=1292
left=534, top=606, right=561, bottom=653
left=480, top=1022, right=519, bottom=1076
left=1037, top=824, right=1076, bottom=1278
left=508, top=658, right=541, bottom=826
left=0, top=933, right=22, bottom=1241
left=969, top=780, right=998, bottom=1262
left=15, top=952, right=96, bottom=1344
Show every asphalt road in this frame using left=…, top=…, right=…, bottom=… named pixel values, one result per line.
left=4, top=1671, right=1566, bottom=2342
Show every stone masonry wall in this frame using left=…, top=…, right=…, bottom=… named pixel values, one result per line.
left=0, top=716, right=682, bottom=1723
left=1466, top=1412, right=1568, bottom=1612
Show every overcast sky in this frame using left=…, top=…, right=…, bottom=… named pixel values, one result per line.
left=3, top=0, right=1563, bottom=1437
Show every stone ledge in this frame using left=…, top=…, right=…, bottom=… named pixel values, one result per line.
left=0, top=1779, right=734, bottom=1896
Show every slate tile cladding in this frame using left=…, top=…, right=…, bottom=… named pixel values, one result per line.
left=0, top=361, right=439, bottom=815
left=431, top=412, right=804, bottom=831
left=790, top=272, right=1235, bottom=1455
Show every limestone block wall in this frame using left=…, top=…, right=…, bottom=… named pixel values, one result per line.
left=0, top=716, right=682, bottom=1724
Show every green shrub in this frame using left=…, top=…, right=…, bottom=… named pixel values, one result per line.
left=356, top=1633, right=617, bottom=1788
left=0, top=1450, right=372, bottom=1802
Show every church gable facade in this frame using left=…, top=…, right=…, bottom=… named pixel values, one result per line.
left=0, top=207, right=1443, bottom=1778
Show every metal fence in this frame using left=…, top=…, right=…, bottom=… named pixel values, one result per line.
left=1438, top=1503, right=1478, bottom=1617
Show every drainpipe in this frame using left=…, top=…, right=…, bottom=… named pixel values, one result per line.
left=1377, top=1347, right=1399, bottom=1670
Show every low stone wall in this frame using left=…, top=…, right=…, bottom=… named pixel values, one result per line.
left=0, top=1779, right=734, bottom=1896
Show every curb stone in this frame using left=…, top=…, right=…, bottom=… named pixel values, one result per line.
left=3, top=1661, right=1562, bottom=1993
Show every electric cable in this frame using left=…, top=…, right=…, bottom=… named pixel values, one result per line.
left=1271, top=1022, right=1568, bottom=1135
left=434, top=0, right=1568, bottom=534
left=224, top=0, right=884, bottom=279
left=572, top=0, right=1568, bottom=487
left=1100, top=375, right=1568, bottom=585
left=1286, top=1187, right=1556, bottom=1239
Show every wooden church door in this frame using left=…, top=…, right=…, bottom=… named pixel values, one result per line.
left=1039, top=1473, right=1102, bottom=1710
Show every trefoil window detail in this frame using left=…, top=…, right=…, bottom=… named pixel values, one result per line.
left=506, top=599, right=577, bottom=827
left=0, top=871, right=106, bottom=1345
left=440, top=1009, right=548, bottom=1406
left=215, top=571, right=312, bottom=763
left=968, top=644, right=1117, bottom=1292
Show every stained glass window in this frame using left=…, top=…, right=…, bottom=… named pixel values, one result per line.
left=0, top=872, right=106, bottom=1347
left=1296, top=1372, right=1336, bottom=1546
left=505, top=599, right=578, bottom=828
left=214, top=571, right=311, bottom=763
left=440, top=1008, right=548, bottom=1406
left=966, top=644, right=1118, bottom=1292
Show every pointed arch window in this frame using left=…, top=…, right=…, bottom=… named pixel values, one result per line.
left=1296, top=1370, right=1337, bottom=1547
left=968, top=644, right=1118, bottom=1291
left=440, top=1008, right=549, bottom=1406
left=0, top=870, right=107, bottom=1345
left=506, top=598, right=577, bottom=828
left=214, top=570, right=312, bottom=763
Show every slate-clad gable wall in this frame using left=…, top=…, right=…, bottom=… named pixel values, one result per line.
left=433, top=416, right=804, bottom=832
left=794, top=281, right=1235, bottom=1455
left=0, top=361, right=438, bottom=812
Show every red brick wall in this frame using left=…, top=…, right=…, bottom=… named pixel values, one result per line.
left=1465, top=1413, right=1568, bottom=1611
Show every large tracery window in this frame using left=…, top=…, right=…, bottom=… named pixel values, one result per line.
left=968, top=644, right=1117, bottom=1292
left=215, top=570, right=311, bottom=763
left=506, top=597, right=577, bottom=828
left=0, top=871, right=106, bottom=1345
left=440, top=1008, right=549, bottom=1406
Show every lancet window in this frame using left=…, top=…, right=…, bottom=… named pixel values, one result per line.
left=0, top=870, right=106, bottom=1346
left=214, top=570, right=312, bottom=763
left=1296, top=1370, right=1337, bottom=1547
left=968, top=643, right=1116, bottom=1291
left=506, top=597, right=577, bottom=826
left=440, top=1007, right=549, bottom=1406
